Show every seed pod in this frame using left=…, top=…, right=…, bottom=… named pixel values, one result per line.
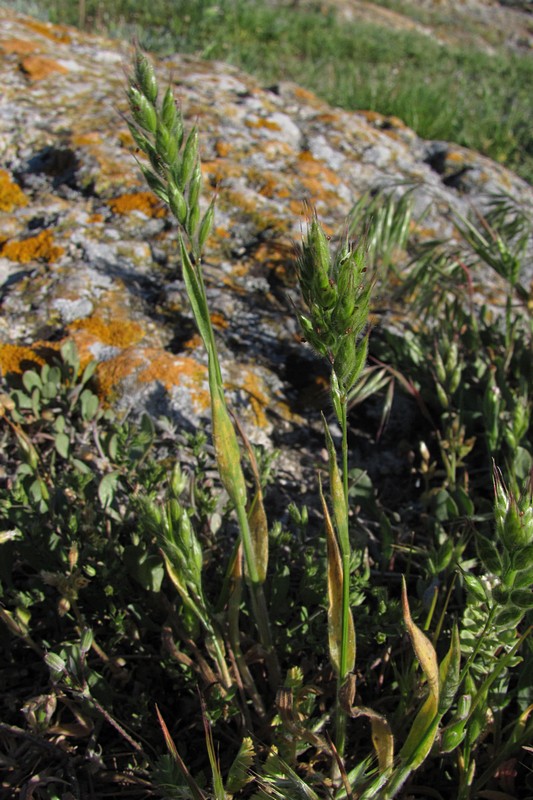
left=449, top=364, right=462, bottom=395
left=198, top=200, right=215, bottom=252
left=335, top=333, right=368, bottom=394
left=501, top=495, right=531, bottom=550
left=157, top=121, right=179, bottom=166
left=433, top=347, right=447, bottom=385
left=303, top=219, right=337, bottom=310
left=128, top=86, right=157, bottom=134
left=127, top=121, right=152, bottom=155
left=181, top=127, right=199, bottom=187
left=445, top=341, right=459, bottom=375
left=188, top=163, right=203, bottom=210
left=161, top=86, right=178, bottom=131
left=440, top=720, right=467, bottom=753
left=186, top=203, right=200, bottom=238
left=435, top=381, right=449, bottom=410
left=140, top=166, right=168, bottom=202
left=168, top=182, right=188, bottom=225
left=334, top=261, right=357, bottom=323
left=134, top=52, right=158, bottom=105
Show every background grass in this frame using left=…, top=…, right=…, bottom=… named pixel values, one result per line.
left=6, top=0, right=533, bottom=184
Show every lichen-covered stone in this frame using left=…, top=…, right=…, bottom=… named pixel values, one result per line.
left=0, top=7, right=532, bottom=472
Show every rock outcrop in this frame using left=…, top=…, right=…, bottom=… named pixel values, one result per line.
left=1, top=8, right=532, bottom=474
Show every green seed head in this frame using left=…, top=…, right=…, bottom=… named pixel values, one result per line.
left=128, top=86, right=157, bottom=134
left=134, top=51, right=158, bottom=104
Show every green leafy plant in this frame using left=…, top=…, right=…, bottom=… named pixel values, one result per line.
left=1, top=46, right=532, bottom=800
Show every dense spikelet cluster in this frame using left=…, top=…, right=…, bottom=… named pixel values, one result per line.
left=297, top=216, right=372, bottom=399
left=127, top=52, right=214, bottom=258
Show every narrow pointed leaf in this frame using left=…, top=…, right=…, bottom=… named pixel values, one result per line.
left=401, top=578, right=439, bottom=702
left=321, top=478, right=355, bottom=676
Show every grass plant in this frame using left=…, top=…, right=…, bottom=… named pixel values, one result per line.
left=6, top=0, right=533, bottom=184
left=1, top=50, right=532, bottom=799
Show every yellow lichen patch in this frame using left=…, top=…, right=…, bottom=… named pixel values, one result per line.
left=0, top=230, right=64, bottom=264
left=298, top=150, right=340, bottom=185
left=106, top=191, right=166, bottom=218
left=0, top=38, right=37, bottom=55
left=137, top=351, right=210, bottom=412
left=247, top=168, right=291, bottom=200
left=215, top=140, right=232, bottom=158
left=246, top=117, right=282, bottom=132
left=445, top=150, right=469, bottom=166
left=0, top=170, right=29, bottom=212
left=20, top=55, right=69, bottom=81
left=95, top=349, right=144, bottom=399
left=71, top=132, right=102, bottom=148
left=358, top=110, right=407, bottom=133
left=202, top=159, right=243, bottom=185
left=292, top=85, right=321, bottom=106
left=88, top=213, right=104, bottom=224
left=0, top=344, right=45, bottom=376
left=228, top=367, right=271, bottom=429
left=317, top=112, right=341, bottom=125
left=210, top=312, right=229, bottom=330
left=296, top=151, right=342, bottom=207
left=69, top=316, right=145, bottom=348
left=252, top=240, right=296, bottom=286
left=23, top=18, right=71, bottom=43
left=182, top=333, right=203, bottom=351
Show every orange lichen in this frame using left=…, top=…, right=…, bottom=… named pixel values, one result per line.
left=229, top=368, right=271, bottom=429
left=247, top=169, right=291, bottom=200
left=88, top=213, right=104, bottom=224
left=138, top=351, right=210, bottom=410
left=0, top=170, right=29, bottom=212
left=445, top=150, right=468, bottom=165
left=20, top=55, right=69, bottom=81
left=0, top=344, right=45, bottom=376
left=292, top=86, right=320, bottom=104
left=71, top=132, right=102, bottom=147
left=215, top=140, right=232, bottom=158
left=317, top=112, right=340, bottom=124
left=210, top=312, right=229, bottom=330
left=0, top=230, right=64, bottom=264
left=182, top=333, right=203, bottom=351
left=246, top=117, right=282, bottom=132
left=95, top=349, right=144, bottom=399
left=106, top=191, right=166, bottom=218
left=23, top=18, right=71, bottom=43
left=69, top=316, right=145, bottom=348
left=0, top=38, right=37, bottom=55
left=202, top=159, right=242, bottom=184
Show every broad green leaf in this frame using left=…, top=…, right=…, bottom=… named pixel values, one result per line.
left=438, top=623, right=461, bottom=715
left=22, top=370, right=41, bottom=393
left=54, top=431, right=69, bottom=459
left=97, top=471, right=119, bottom=509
